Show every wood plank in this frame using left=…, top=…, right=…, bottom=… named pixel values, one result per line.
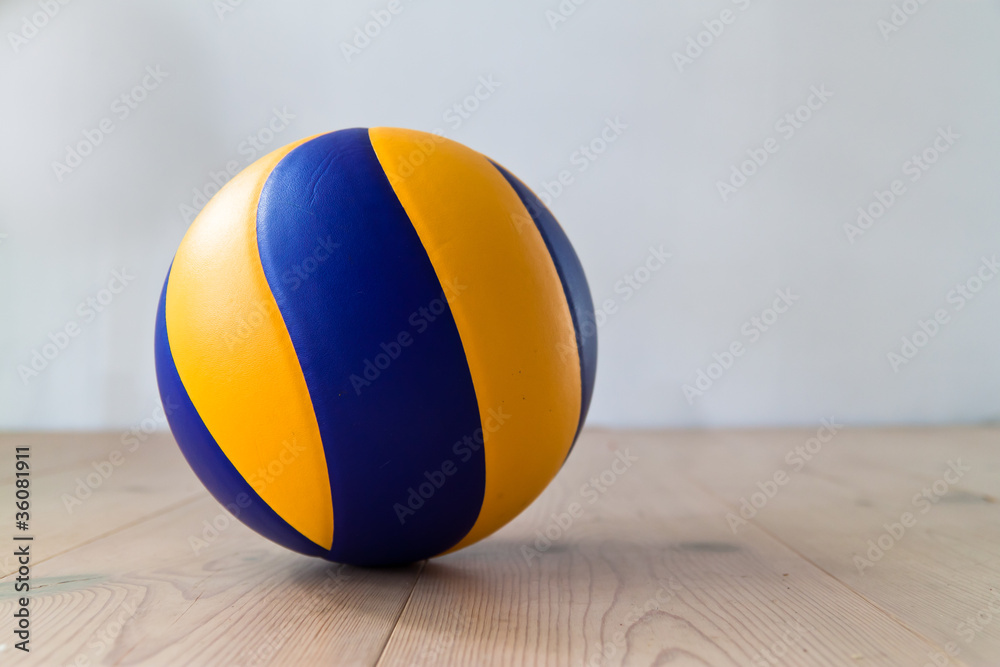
left=0, top=495, right=421, bottom=666
left=0, top=432, right=148, bottom=482
left=679, top=426, right=1000, bottom=667
left=377, top=431, right=956, bottom=667
left=1, top=429, right=994, bottom=666
left=0, top=433, right=204, bottom=577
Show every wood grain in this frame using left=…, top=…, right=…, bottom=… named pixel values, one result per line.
left=678, top=426, right=1000, bottom=666
left=377, top=433, right=957, bottom=667
left=0, top=428, right=995, bottom=666
left=0, top=496, right=422, bottom=666
left=0, top=433, right=203, bottom=577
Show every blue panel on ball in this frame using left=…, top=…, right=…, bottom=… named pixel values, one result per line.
left=489, top=161, right=597, bottom=447
left=154, top=271, right=328, bottom=559
left=255, top=129, right=486, bottom=566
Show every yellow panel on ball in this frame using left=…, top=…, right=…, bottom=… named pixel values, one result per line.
left=165, top=136, right=335, bottom=550
left=368, top=127, right=582, bottom=550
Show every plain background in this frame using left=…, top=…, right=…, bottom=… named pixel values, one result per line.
left=1, top=0, right=998, bottom=431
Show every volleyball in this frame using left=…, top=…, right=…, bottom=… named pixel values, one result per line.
left=154, top=127, right=596, bottom=566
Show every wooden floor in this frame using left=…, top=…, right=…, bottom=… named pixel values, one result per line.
left=0, top=427, right=997, bottom=666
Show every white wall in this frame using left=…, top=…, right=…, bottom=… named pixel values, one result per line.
left=2, top=0, right=998, bottom=430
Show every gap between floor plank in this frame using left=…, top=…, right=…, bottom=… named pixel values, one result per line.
left=374, top=559, right=429, bottom=667
left=688, top=476, right=974, bottom=667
